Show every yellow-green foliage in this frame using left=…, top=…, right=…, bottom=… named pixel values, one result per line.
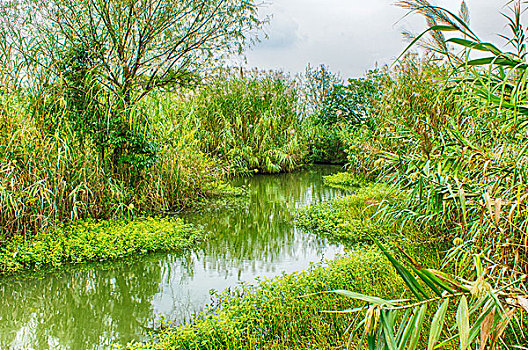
left=323, top=171, right=367, bottom=191
left=296, top=184, right=391, bottom=243
left=169, top=70, right=307, bottom=175
left=125, top=248, right=403, bottom=350
left=343, top=56, right=528, bottom=272
left=296, top=183, right=446, bottom=268
left=0, top=217, right=203, bottom=274
left=0, top=91, right=223, bottom=238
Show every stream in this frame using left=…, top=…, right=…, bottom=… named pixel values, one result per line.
left=0, top=165, right=345, bottom=349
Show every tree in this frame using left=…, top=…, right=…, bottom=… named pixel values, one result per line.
left=8, top=0, right=262, bottom=105
left=0, top=0, right=263, bottom=172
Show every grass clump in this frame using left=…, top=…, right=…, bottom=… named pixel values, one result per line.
left=296, top=184, right=390, bottom=244
left=323, top=171, right=367, bottom=191
left=171, top=70, right=307, bottom=175
left=0, top=217, right=203, bottom=274
left=297, top=183, right=447, bottom=268
left=125, top=248, right=403, bottom=350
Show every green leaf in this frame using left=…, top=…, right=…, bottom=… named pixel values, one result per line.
left=427, top=298, right=449, bottom=350
left=373, top=239, right=429, bottom=300
left=446, top=38, right=502, bottom=55
left=397, top=308, right=419, bottom=350
left=458, top=182, right=467, bottom=226
left=408, top=304, right=427, bottom=350
left=394, top=309, right=411, bottom=346
left=330, top=290, right=394, bottom=307
left=420, top=268, right=456, bottom=294
left=411, top=266, right=443, bottom=297
left=467, top=56, right=527, bottom=68
left=381, top=311, right=398, bottom=350
left=457, top=296, right=470, bottom=350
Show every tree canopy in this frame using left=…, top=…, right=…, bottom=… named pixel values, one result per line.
left=2, top=0, right=263, bottom=104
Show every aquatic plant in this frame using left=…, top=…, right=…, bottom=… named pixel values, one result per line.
left=0, top=217, right=204, bottom=274
left=323, top=171, right=367, bottom=190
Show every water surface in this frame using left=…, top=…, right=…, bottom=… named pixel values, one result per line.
left=0, top=165, right=344, bottom=349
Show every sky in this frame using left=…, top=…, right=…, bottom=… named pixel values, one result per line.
left=243, top=0, right=510, bottom=78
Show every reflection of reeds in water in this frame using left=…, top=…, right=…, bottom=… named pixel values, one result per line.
left=0, top=259, right=163, bottom=349
left=184, top=166, right=344, bottom=273
left=0, top=166, right=345, bottom=349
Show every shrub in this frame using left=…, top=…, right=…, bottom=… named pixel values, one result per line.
left=304, top=67, right=383, bottom=164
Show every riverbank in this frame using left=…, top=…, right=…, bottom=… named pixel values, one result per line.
left=0, top=217, right=204, bottom=275
left=0, top=166, right=349, bottom=349
left=126, top=248, right=404, bottom=350
left=125, top=173, right=445, bottom=350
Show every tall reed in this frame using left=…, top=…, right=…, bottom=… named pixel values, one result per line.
left=168, top=69, right=308, bottom=175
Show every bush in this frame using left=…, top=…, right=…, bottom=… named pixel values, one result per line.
left=304, top=67, right=383, bottom=164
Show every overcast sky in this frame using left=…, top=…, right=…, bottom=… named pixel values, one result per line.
left=242, top=1, right=509, bottom=78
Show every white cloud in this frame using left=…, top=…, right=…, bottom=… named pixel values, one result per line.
left=244, top=0, right=511, bottom=78
left=258, top=8, right=301, bottom=49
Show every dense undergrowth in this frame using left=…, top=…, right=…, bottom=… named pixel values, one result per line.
left=170, top=71, right=307, bottom=175
left=133, top=1, right=528, bottom=346
left=292, top=1, right=528, bottom=347
left=3, top=0, right=528, bottom=348
left=0, top=66, right=371, bottom=239
left=0, top=217, right=203, bottom=274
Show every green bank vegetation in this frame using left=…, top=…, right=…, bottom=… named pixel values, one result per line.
left=126, top=248, right=403, bottom=350
left=131, top=1, right=528, bottom=349
left=2, top=0, right=528, bottom=348
left=0, top=217, right=204, bottom=274
left=0, top=0, right=376, bottom=274
left=316, top=1, right=528, bottom=348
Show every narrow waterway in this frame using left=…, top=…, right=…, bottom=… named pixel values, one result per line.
left=0, top=165, right=345, bottom=349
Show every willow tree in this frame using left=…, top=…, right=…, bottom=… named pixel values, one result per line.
left=1, top=0, right=263, bottom=170
left=6, top=0, right=262, bottom=103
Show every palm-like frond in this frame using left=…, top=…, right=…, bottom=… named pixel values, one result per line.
left=330, top=241, right=528, bottom=349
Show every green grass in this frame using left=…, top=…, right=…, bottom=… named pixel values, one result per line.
left=125, top=248, right=404, bottom=350
left=0, top=217, right=204, bottom=274
left=322, top=171, right=366, bottom=190
left=296, top=181, right=447, bottom=268
left=167, top=70, right=308, bottom=175
left=296, top=183, right=390, bottom=244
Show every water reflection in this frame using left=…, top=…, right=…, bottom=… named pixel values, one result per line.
left=0, top=165, right=345, bottom=349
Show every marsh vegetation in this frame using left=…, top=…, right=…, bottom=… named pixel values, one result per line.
left=1, top=0, right=528, bottom=349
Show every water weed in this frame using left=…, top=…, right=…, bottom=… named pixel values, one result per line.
left=0, top=217, right=204, bottom=274
left=323, top=171, right=367, bottom=191
left=297, top=182, right=446, bottom=268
